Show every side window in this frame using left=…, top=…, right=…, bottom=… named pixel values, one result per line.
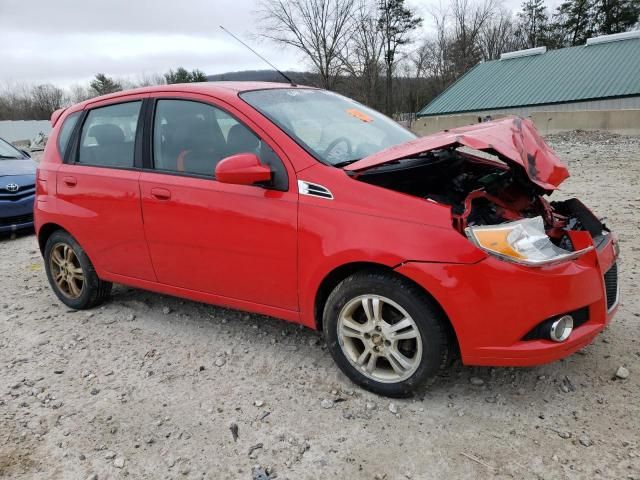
left=57, top=111, right=81, bottom=158
left=78, top=101, right=141, bottom=168
left=152, top=99, right=288, bottom=190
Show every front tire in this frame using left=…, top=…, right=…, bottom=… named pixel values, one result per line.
left=44, top=230, right=112, bottom=309
left=323, top=271, right=449, bottom=397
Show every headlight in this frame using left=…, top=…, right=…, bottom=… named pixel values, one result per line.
left=465, top=216, right=593, bottom=267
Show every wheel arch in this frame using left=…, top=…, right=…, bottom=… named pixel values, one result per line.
left=314, top=261, right=460, bottom=356
left=37, top=223, right=68, bottom=254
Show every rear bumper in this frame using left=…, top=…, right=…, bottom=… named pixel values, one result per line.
left=0, top=195, right=35, bottom=232
left=395, top=231, right=619, bottom=367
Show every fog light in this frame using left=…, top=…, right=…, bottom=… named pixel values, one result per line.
left=549, top=315, right=573, bottom=342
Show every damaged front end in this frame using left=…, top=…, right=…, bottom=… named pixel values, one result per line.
left=346, top=117, right=611, bottom=265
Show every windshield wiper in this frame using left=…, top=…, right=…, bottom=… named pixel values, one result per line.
left=0, top=154, right=21, bottom=159
left=333, top=159, right=361, bottom=168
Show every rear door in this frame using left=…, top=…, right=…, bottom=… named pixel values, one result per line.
left=56, top=96, right=156, bottom=281
left=139, top=94, right=298, bottom=311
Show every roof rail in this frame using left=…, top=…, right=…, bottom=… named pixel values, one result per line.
left=586, top=30, right=640, bottom=46
left=500, top=46, right=546, bottom=60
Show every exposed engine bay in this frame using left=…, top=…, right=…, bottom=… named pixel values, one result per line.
left=355, top=147, right=608, bottom=250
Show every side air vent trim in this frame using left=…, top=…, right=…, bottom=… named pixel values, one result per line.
left=297, top=180, right=334, bottom=200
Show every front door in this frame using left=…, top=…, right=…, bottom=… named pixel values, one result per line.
left=56, top=98, right=156, bottom=281
left=139, top=97, right=298, bottom=311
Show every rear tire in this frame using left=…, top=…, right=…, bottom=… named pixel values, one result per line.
left=44, top=230, right=112, bottom=310
left=323, top=271, right=449, bottom=397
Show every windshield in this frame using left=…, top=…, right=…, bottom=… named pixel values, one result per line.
left=240, top=89, right=416, bottom=166
left=0, top=138, right=25, bottom=159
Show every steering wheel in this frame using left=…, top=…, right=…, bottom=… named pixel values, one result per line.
left=323, top=137, right=353, bottom=163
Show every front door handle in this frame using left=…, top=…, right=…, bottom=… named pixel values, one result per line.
left=150, top=187, right=171, bottom=200
left=62, top=176, right=77, bottom=187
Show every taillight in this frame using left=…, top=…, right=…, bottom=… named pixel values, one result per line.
left=36, top=169, right=48, bottom=195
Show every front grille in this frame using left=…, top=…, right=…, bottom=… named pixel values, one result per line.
left=0, top=185, right=36, bottom=201
left=604, top=262, right=618, bottom=311
left=0, top=213, right=33, bottom=226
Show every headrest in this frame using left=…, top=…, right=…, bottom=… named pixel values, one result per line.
left=227, top=123, right=259, bottom=153
left=88, top=124, right=125, bottom=145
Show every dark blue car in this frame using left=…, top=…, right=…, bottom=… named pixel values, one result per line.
left=0, top=137, right=36, bottom=233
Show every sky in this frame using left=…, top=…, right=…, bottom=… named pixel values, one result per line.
left=0, top=0, right=561, bottom=88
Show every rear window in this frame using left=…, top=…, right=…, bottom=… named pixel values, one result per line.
left=77, top=101, right=141, bottom=168
left=57, top=111, right=81, bottom=158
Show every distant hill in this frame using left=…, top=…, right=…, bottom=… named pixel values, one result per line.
left=207, top=69, right=317, bottom=85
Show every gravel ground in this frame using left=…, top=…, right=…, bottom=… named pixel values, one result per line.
left=1, top=132, right=639, bottom=480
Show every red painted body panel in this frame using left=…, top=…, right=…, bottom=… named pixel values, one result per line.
left=347, top=116, right=570, bottom=190
left=396, top=234, right=617, bottom=366
left=35, top=83, right=618, bottom=370
left=139, top=171, right=298, bottom=310
left=56, top=164, right=157, bottom=281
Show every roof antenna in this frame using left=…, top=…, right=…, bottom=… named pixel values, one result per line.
left=219, top=25, right=297, bottom=87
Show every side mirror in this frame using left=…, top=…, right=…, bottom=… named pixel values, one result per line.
left=215, top=153, right=272, bottom=187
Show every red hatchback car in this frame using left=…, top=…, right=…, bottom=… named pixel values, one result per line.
left=35, top=83, right=619, bottom=397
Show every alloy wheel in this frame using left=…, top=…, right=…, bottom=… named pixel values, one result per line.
left=49, top=243, right=85, bottom=299
left=337, top=294, right=423, bottom=383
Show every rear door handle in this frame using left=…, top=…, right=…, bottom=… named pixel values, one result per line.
left=62, top=176, right=77, bottom=187
left=150, top=187, right=171, bottom=200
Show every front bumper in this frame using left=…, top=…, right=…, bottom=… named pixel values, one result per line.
left=0, top=195, right=35, bottom=233
left=396, top=231, right=619, bottom=367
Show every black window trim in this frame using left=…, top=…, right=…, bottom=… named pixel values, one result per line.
left=145, top=96, right=289, bottom=190
left=68, top=99, right=146, bottom=171
left=57, top=110, right=83, bottom=160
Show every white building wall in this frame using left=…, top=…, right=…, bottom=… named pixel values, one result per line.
left=0, top=120, right=51, bottom=142
left=453, top=96, right=640, bottom=119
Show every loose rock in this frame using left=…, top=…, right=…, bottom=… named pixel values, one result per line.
left=615, top=366, right=629, bottom=379
left=579, top=435, right=593, bottom=447
left=321, top=399, right=334, bottom=409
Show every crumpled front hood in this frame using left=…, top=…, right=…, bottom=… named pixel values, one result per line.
left=0, top=158, right=37, bottom=177
left=346, top=116, right=569, bottom=190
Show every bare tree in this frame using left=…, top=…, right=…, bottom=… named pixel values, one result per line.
left=258, top=0, right=357, bottom=89
left=31, top=84, right=66, bottom=118
left=0, top=83, right=68, bottom=120
left=449, top=0, right=497, bottom=77
left=135, top=73, right=167, bottom=87
left=479, top=9, right=519, bottom=60
left=68, top=84, right=94, bottom=104
left=421, top=6, right=456, bottom=91
left=377, top=0, right=422, bottom=114
left=341, top=0, right=385, bottom=107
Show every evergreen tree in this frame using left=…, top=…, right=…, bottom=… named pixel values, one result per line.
left=595, top=0, right=640, bottom=34
left=517, top=0, right=550, bottom=48
left=164, top=67, right=208, bottom=84
left=377, top=0, right=422, bottom=115
left=553, top=0, right=597, bottom=46
left=89, top=73, right=122, bottom=96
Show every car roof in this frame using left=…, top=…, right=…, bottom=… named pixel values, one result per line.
left=54, top=81, right=316, bottom=125
left=90, top=81, right=312, bottom=104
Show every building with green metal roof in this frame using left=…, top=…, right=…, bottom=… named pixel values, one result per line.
left=417, top=31, right=640, bottom=121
